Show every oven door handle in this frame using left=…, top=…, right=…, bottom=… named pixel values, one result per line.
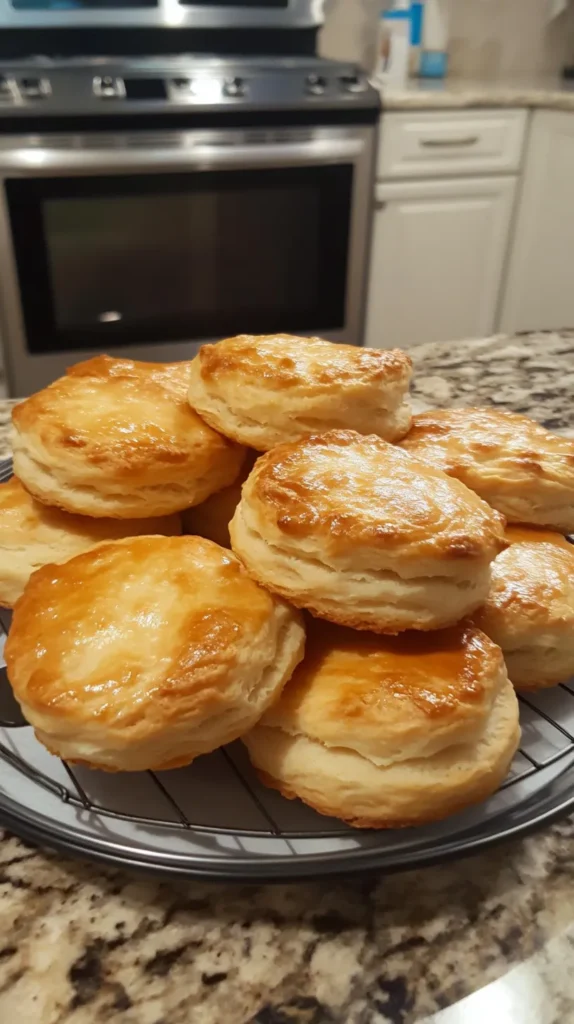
left=0, top=137, right=365, bottom=175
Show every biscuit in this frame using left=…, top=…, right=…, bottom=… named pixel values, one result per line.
left=187, top=334, right=412, bottom=450
left=243, top=620, right=520, bottom=828
left=0, top=477, right=181, bottom=607
left=182, top=451, right=258, bottom=548
left=475, top=526, right=574, bottom=690
left=230, top=430, right=506, bottom=633
left=400, top=407, right=574, bottom=532
left=5, top=535, right=305, bottom=771
left=12, top=356, right=245, bottom=518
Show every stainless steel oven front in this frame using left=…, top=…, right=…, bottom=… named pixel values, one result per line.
left=0, top=124, right=376, bottom=395
left=0, top=0, right=324, bottom=32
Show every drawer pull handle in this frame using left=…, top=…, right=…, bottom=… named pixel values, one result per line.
left=420, top=135, right=479, bottom=148
left=374, top=199, right=386, bottom=211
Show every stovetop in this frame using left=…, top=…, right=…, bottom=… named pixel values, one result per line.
left=0, top=54, right=380, bottom=116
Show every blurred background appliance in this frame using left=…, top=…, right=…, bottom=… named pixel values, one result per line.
left=0, top=0, right=380, bottom=395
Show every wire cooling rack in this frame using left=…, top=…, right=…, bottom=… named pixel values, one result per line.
left=1, top=457, right=574, bottom=879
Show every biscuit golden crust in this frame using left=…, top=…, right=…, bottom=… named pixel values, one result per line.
left=12, top=356, right=245, bottom=518
left=230, top=431, right=506, bottom=632
left=243, top=620, right=520, bottom=828
left=475, top=526, right=574, bottom=690
left=263, top=620, right=505, bottom=764
left=5, top=535, right=305, bottom=771
left=0, top=477, right=181, bottom=607
left=245, top=431, right=505, bottom=561
left=187, top=334, right=413, bottom=449
left=400, top=407, right=574, bottom=532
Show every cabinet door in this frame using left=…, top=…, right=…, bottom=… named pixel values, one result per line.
left=365, top=176, right=517, bottom=349
left=501, top=111, right=574, bottom=333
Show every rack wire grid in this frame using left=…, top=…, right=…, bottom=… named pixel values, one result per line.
left=1, top=455, right=574, bottom=879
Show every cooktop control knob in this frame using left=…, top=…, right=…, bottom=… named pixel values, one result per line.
left=305, top=73, right=327, bottom=96
left=339, top=72, right=367, bottom=93
left=20, top=76, right=51, bottom=99
left=93, top=76, right=125, bottom=99
left=223, top=76, right=246, bottom=98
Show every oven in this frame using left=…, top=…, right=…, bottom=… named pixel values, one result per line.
left=0, top=121, right=377, bottom=395
left=0, top=0, right=324, bottom=32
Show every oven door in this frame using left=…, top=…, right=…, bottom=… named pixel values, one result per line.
left=0, top=125, right=375, bottom=395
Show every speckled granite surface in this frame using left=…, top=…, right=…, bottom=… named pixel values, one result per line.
left=1, top=331, right=574, bottom=1024
left=409, top=331, right=574, bottom=436
left=0, top=400, right=17, bottom=461
left=378, top=76, right=574, bottom=112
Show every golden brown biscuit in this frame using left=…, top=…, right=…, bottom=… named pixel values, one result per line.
left=230, top=430, right=506, bottom=633
left=12, top=356, right=245, bottom=519
left=0, top=477, right=181, bottom=608
left=400, top=407, right=574, bottom=532
left=187, top=334, right=412, bottom=450
left=475, top=526, right=574, bottom=690
left=5, top=535, right=305, bottom=771
left=243, top=620, right=520, bottom=828
left=182, top=451, right=258, bottom=548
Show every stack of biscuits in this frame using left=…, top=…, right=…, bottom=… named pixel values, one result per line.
left=4, top=335, right=574, bottom=830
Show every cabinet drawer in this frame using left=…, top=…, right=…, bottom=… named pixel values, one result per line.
left=377, top=109, right=528, bottom=179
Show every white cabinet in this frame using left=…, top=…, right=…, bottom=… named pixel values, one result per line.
left=501, top=110, right=574, bottom=333
left=378, top=109, right=527, bottom=180
left=365, top=175, right=517, bottom=350
left=365, top=107, right=525, bottom=350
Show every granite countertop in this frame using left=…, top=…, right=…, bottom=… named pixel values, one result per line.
left=0, top=400, right=18, bottom=460
left=377, top=74, right=574, bottom=111
left=2, top=331, right=574, bottom=1024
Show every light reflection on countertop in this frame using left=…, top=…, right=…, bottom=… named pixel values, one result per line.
left=425, top=926, right=574, bottom=1024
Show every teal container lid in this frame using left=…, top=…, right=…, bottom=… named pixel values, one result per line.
left=419, top=50, right=449, bottom=78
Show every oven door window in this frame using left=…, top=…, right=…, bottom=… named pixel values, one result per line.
left=6, top=165, right=352, bottom=354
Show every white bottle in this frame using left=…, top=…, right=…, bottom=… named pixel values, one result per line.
left=420, top=0, right=449, bottom=78
left=377, top=6, right=411, bottom=87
